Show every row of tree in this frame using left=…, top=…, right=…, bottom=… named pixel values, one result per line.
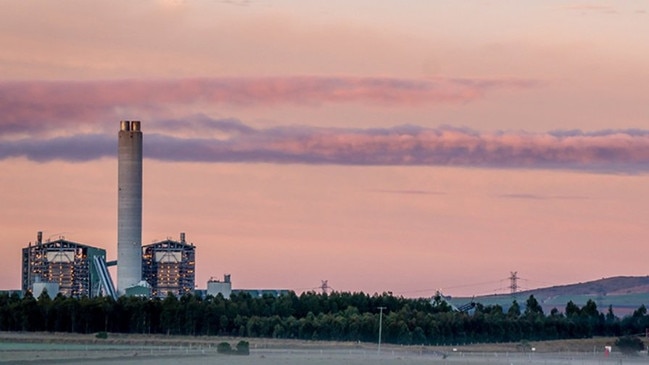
left=1, top=290, right=648, bottom=345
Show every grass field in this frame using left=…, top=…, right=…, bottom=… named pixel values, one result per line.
left=0, top=332, right=645, bottom=364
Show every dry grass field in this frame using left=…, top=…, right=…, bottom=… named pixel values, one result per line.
left=0, top=332, right=644, bottom=365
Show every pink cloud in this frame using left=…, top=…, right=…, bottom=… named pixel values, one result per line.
left=0, top=77, right=537, bottom=135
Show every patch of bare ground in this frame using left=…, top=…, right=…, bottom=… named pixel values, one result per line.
left=0, top=331, right=376, bottom=350
left=609, top=284, right=649, bottom=295
left=0, top=332, right=643, bottom=364
left=447, top=337, right=627, bottom=353
left=0, top=331, right=634, bottom=351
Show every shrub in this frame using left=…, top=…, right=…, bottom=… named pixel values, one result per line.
left=236, top=340, right=250, bottom=355
left=95, top=332, right=108, bottom=339
left=217, top=342, right=232, bottom=354
left=615, top=336, right=645, bottom=355
left=517, top=340, right=531, bottom=352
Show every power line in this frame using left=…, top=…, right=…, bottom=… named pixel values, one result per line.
left=293, top=273, right=554, bottom=298
left=397, top=272, right=550, bottom=298
left=397, top=279, right=508, bottom=296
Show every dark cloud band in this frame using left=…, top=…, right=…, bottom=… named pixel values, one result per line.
left=2, top=119, right=649, bottom=173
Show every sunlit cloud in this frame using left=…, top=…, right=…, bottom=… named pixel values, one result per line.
left=0, top=76, right=538, bottom=135
left=3, top=117, right=649, bottom=173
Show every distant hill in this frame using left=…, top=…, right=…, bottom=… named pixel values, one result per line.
left=519, top=276, right=649, bottom=297
left=450, top=276, right=649, bottom=317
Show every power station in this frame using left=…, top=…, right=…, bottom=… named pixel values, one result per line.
left=19, top=121, right=283, bottom=299
left=21, top=121, right=196, bottom=298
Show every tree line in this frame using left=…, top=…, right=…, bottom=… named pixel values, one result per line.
left=1, top=290, right=648, bottom=345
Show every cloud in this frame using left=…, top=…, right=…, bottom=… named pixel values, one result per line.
left=372, top=190, right=447, bottom=196
left=217, top=0, right=253, bottom=6
left=155, top=116, right=256, bottom=135
left=3, top=117, right=649, bottom=173
left=562, top=5, right=618, bottom=14
left=0, top=133, right=113, bottom=163
left=0, top=77, right=537, bottom=135
left=498, top=194, right=590, bottom=200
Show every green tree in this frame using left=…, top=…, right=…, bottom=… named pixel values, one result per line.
left=37, top=290, right=53, bottom=331
left=633, top=305, right=647, bottom=317
left=20, top=292, right=42, bottom=331
left=431, top=294, right=453, bottom=313
left=524, top=295, right=543, bottom=317
left=507, top=300, right=521, bottom=318
left=565, top=301, right=580, bottom=317
left=160, top=294, right=179, bottom=335
left=581, top=299, right=598, bottom=317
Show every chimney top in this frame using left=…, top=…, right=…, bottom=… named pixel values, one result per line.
left=120, top=121, right=141, bottom=131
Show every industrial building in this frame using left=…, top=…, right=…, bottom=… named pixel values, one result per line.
left=142, top=233, right=195, bottom=297
left=206, top=274, right=232, bottom=298
left=21, top=231, right=106, bottom=297
left=232, top=289, right=291, bottom=298
left=202, top=274, right=289, bottom=299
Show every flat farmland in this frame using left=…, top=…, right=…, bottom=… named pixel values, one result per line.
left=0, top=332, right=642, bottom=365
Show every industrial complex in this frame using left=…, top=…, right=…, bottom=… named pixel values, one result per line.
left=20, top=122, right=207, bottom=299
left=19, top=121, right=287, bottom=299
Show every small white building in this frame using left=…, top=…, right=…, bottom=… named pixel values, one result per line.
left=207, top=274, right=232, bottom=298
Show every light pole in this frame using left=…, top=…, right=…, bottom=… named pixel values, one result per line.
left=377, top=306, right=386, bottom=355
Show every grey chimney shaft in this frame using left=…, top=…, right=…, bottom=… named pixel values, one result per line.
left=117, top=121, right=143, bottom=294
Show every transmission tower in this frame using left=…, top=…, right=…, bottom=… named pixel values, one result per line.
left=509, top=271, right=519, bottom=294
left=320, top=280, right=330, bottom=294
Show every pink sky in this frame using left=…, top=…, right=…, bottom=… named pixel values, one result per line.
left=1, top=1, right=648, bottom=297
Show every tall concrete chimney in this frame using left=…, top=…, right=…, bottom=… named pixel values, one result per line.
left=117, top=120, right=143, bottom=294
